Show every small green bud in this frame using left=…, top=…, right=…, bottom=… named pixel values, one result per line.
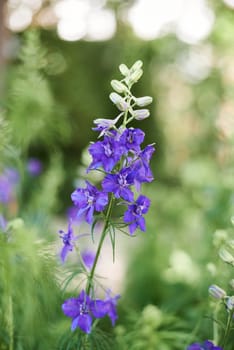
left=135, top=96, right=153, bottom=107
left=209, top=284, right=226, bottom=299
left=133, top=109, right=150, bottom=120
left=110, top=80, right=127, bottom=93
left=130, top=60, right=143, bottom=72
left=119, top=64, right=129, bottom=76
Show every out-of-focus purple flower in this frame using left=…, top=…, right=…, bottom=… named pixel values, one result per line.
left=81, top=250, right=96, bottom=270
left=120, top=128, right=145, bottom=153
left=102, top=167, right=135, bottom=202
left=0, top=214, right=7, bottom=231
left=4, top=168, right=20, bottom=184
left=71, top=181, right=108, bottom=224
left=124, top=195, right=150, bottom=235
left=88, top=134, right=124, bottom=172
left=59, top=221, right=77, bottom=263
left=0, top=168, right=19, bottom=204
left=102, top=292, right=120, bottom=326
left=27, top=158, right=42, bottom=176
left=62, top=290, right=93, bottom=333
left=187, top=340, right=223, bottom=350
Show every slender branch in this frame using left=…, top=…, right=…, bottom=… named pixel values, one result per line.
left=86, top=194, right=114, bottom=295
left=221, top=309, right=234, bottom=349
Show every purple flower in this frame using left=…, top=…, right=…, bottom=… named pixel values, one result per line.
left=27, top=158, right=42, bottom=176
left=59, top=221, right=77, bottom=263
left=88, top=134, right=124, bottom=172
left=187, top=340, right=223, bottom=350
left=124, top=195, right=151, bottom=235
left=0, top=168, right=19, bottom=204
left=0, top=214, right=7, bottom=231
left=102, top=293, right=120, bottom=326
left=120, top=128, right=145, bottom=153
left=62, top=290, right=115, bottom=333
left=62, top=290, right=93, bottom=333
left=102, top=167, right=135, bottom=202
left=81, top=250, right=96, bottom=270
left=71, top=181, right=108, bottom=224
left=132, top=144, right=155, bottom=190
left=90, top=292, right=120, bottom=326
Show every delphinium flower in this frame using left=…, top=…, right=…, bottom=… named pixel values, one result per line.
left=123, top=195, right=151, bottom=235
left=59, top=220, right=77, bottom=263
left=60, top=60, right=155, bottom=335
left=71, top=181, right=108, bottom=224
left=187, top=340, right=223, bottom=350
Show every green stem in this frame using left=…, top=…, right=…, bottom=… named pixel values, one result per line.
left=221, top=309, right=234, bottom=349
left=86, top=194, right=114, bottom=295
left=8, top=295, right=14, bottom=350
left=213, top=302, right=221, bottom=345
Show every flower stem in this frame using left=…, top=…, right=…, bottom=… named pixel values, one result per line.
left=221, top=309, right=234, bottom=349
left=86, top=194, right=114, bottom=295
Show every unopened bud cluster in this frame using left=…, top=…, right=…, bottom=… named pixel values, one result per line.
left=109, top=60, right=153, bottom=124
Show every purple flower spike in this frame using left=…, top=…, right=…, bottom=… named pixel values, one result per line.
left=71, top=181, right=108, bottom=224
left=187, top=340, right=223, bottom=350
left=102, top=167, right=135, bottom=202
left=62, top=290, right=93, bottom=333
left=27, top=158, right=42, bottom=176
left=124, top=195, right=151, bottom=235
left=59, top=221, right=76, bottom=263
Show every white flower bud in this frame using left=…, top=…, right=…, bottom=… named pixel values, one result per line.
left=219, top=247, right=234, bottom=265
left=109, top=92, right=122, bottom=104
left=226, top=296, right=234, bottom=310
left=110, top=80, right=127, bottom=93
left=130, top=60, right=143, bottom=72
left=109, top=93, right=128, bottom=111
left=129, top=69, right=143, bottom=84
left=209, top=284, right=226, bottom=299
left=133, top=109, right=150, bottom=120
left=119, top=64, right=129, bottom=76
left=135, top=96, right=153, bottom=107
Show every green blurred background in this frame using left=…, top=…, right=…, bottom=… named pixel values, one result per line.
left=0, top=0, right=234, bottom=349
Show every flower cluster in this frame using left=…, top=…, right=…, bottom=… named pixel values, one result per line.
left=59, top=61, right=155, bottom=334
